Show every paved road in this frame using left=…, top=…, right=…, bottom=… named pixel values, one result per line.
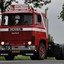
left=0, top=60, right=64, bottom=64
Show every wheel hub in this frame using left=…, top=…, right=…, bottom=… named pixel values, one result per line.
left=40, top=47, right=44, bottom=56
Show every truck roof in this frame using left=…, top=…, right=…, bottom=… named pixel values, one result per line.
left=2, top=10, right=33, bottom=14
left=2, top=4, right=46, bottom=17
left=2, top=10, right=45, bottom=16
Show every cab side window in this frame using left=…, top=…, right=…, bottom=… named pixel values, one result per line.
left=35, top=14, right=41, bottom=24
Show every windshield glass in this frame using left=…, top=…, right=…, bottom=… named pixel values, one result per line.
left=2, top=13, right=32, bottom=26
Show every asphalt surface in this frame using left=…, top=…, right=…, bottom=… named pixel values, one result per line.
left=0, top=60, right=64, bottom=64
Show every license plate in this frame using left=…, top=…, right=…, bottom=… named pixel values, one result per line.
left=12, top=50, right=20, bottom=53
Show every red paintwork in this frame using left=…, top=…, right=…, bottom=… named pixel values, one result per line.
left=0, top=5, right=48, bottom=51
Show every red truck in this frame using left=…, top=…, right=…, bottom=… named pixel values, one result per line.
left=0, top=4, right=64, bottom=60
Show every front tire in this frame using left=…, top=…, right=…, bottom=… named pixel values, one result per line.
left=55, top=45, right=64, bottom=60
left=37, top=43, right=46, bottom=60
left=30, top=43, right=46, bottom=60
left=30, top=54, right=39, bottom=60
left=5, top=55, right=14, bottom=60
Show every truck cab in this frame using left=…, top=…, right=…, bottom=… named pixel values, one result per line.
left=0, top=4, right=48, bottom=60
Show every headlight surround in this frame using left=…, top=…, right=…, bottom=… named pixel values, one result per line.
left=1, top=41, right=5, bottom=45
left=28, top=41, right=32, bottom=45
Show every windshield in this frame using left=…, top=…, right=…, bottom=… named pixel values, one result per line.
left=2, top=13, right=32, bottom=26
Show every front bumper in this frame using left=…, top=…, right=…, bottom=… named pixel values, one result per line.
left=0, top=46, right=35, bottom=51
left=0, top=46, right=36, bottom=56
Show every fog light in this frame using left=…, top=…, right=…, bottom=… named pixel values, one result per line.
left=1, top=42, right=5, bottom=45
left=28, top=41, right=31, bottom=45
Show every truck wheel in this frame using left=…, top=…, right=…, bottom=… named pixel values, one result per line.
left=5, top=55, right=14, bottom=60
left=30, top=43, right=46, bottom=60
left=55, top=56, right=62, bottom=60
left=55, top=45, right=64, bottom=60
left=30, top=55, right=38, bottom=60
left=37, top=43, right=46, bottom=60
left=30, top=53, right=39, bottom=60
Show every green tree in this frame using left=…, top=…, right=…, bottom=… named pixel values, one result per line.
left=0, top=0, right=18, bottom=12
left=59, top=4, right=64, bottom=21
left=0, top=0, right=51, bottom=12
left=48, top=34, right=54, bottom=42
left=25, top=0, right=51, bottom=8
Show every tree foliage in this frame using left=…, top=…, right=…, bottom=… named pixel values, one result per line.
left=0, top=0, right=18, bottom=12
left=0, top=0, right=51, bottom=12
left=48, top=34, right=54, bottom=42
left=59, top=4, right=64, bottom=21
left=25, top=0, right=51, bottom=8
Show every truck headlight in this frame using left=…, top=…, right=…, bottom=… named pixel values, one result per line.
left=28, top=41, right=32, bottom=45
left=1, top=41, right=5, bottom=45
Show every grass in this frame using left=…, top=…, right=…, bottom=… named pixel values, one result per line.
left=47, top=57, right=56, bottom=60
left=0, top=55, right=56, bottom=60
left=14, top=55, right=30, bottom=60
left=0, top=55, right=30, bottom=60
left=0, top=56, right=5, bottom=60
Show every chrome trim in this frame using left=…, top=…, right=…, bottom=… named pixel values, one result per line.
left=0, top=46, right=35, bottom=51
left=12, top=46, right=35, bottom=50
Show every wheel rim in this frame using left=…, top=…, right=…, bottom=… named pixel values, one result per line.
left=40, top=47, right=45, bottom=57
